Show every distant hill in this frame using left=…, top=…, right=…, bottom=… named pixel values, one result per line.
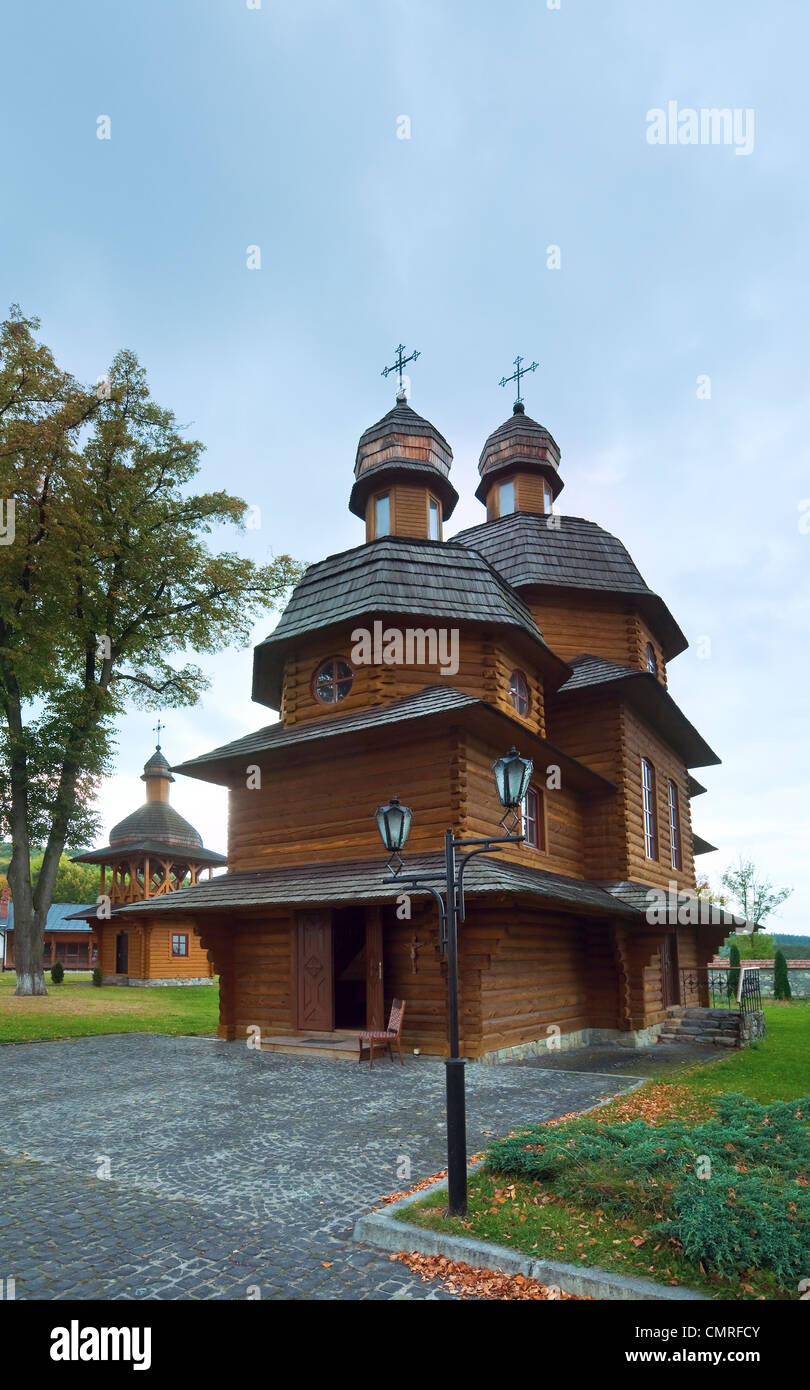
left=773, top=934, right=810, bottom=960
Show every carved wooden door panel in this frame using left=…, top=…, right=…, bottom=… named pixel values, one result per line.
left=297, top=911, right=333, bottom=1030
left=365, top=908, right=384, bottom=1031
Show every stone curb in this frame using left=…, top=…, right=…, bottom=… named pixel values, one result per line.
left=353, top=1179, right=708, bottom=1301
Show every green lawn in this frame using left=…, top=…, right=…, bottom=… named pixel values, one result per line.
left=0, top=970, right=219, bottom=1042
left=395, top=1002, right=810, bottom=1301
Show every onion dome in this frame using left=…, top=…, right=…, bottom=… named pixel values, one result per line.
left=475, top=401, right=563, bottom=506
left=349, top=396, right=458, bottom=525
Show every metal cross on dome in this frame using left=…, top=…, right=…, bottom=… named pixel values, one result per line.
left=382, top=343, right=420, bottom=398
left=153, top=719, right=165, bottom=749
left=499, top=354, right=539, bottom=405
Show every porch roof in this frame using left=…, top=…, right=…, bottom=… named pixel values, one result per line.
left=112, top=855, right=653, bottom=922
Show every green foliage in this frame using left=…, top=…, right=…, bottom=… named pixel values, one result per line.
left=722, top=931, right=776, bottom=960
left=30, top=853, right=100, bottom=904
left=721, top=857, right=792, bottom=927
left=50, top=960, right=64, bottom=984
left=485, top=1092, right=810, bottom=1283
left=91, top=967, right=103, bottom=987
left=0, top=306, right=304, bottom=989
left=774, top=949, right=792, bottom=1001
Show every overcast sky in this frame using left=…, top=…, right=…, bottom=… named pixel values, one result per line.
left=2, top=0, right=807, bottom=932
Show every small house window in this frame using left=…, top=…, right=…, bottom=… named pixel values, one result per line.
left=499, top=479, right=515, bottom=516
left=171, top=934, right=189, bottom=957
left=522, top=785, right=545, bottom=850
left=375, top=494, right=390, bottom=538
left=313, top=657, right=354, bottom=705
left=509, top=669, right=530, bottom=716
left=668, top=780, right=682, bottom=871
left=641, top=758, right=658, bottom=860
left=645, top=642, right=658, bottom=675
left=428, top=496, right=440, bottom=541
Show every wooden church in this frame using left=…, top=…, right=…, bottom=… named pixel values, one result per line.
left=69, top=744, right=225, bottom=984
left=115, top=364, right=746, bottom=1054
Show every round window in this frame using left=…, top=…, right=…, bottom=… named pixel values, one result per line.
left=509, top=669, right=530, bottom=717
left=313, top=657, right=354, bottom=705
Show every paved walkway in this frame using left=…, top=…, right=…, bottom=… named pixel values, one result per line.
left=0, top=1035, right=640, bottom=1300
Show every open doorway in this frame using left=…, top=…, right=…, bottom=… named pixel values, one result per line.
left=333, top=907, right=366, bottom=1029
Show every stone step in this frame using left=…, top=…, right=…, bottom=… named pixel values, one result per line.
left=667, top=1018, right=739, bottom=1034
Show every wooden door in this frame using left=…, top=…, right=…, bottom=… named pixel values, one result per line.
left=365, top=908, right=384, bottom=1031
left=296, top=911, right=333, bottom=1031
left=660, top=934, right=678, bottom=1008
left=115, top=931, right=128, bottom=974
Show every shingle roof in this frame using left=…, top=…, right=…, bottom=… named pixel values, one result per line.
left=108, top=801, right=203, bottom=851
left=72, top=838, right=227, bottom=866
left=5, top=902, right=96, bottom=933
left=598, top=880, right=751, bottom=930
left=252, top=536, right=567, bottom=709
left=171, top=685, right=614, bottom=794
left=453, top=513, right=687, bottom=659
left=113, top=854, right=642, bottom=920
left=554, top=655, right=720, bottom=769
left=692, top=834, right=718, bottom=856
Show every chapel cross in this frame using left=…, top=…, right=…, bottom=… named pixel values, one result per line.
left=153, top=719, right=165, bottom=749
left=499, top=354, right=539, bottom=405
left=382, top=343, right=420, bottom=398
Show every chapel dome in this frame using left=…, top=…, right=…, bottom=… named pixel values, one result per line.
left=349, top=396, right=458, bottom=519
left=108, top=802, right=204, bottom=851
left=476, top=401, right=563, bottom=504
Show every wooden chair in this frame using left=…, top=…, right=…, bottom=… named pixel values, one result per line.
left=359, top=999, right=406, bottom=1069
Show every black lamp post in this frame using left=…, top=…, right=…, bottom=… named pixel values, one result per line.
left=374, top=747, right=532, bottom=1217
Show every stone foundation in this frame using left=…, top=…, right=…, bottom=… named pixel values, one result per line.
left=101, top=975, right=216, bottom=988
left=478, top=1022, right=665, bottom=1065
left=740, top=1010, right=766, bottom=1044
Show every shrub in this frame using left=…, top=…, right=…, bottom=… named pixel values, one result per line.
left=485, top=1093, right=810, bottom=1283
left=774, top=949, right=792, bottom=1000
left=92, top=967, right=103, bottom=987
left=50, top=960, right=64, bottom=984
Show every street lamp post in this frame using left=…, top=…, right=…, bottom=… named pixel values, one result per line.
left=374, top=748, right=533, bottom=1217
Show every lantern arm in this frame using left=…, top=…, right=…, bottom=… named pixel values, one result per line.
left=454, top=833, right=525, bottom=922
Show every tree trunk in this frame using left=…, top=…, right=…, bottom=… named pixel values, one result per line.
left=7, top=811, right=46, bottom=996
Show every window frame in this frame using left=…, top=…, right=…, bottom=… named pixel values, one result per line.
left=508, top=668, right=530, bottom=717
left=645, top=641, right=658, bottom=676
left=668, top=779, right=682, bottom=871
left=498, top=478, right=515, bottom=516
left=374, top=492, right=391, bottom=538
left=428, top=494, right=440, bottom=541
left=312, top=656, right=355, bottom=706
left=171, top=933, right=189, bottom=958
left=641, top=757, right=659, bottom=860
left=522, top=784, right=546, bottom=851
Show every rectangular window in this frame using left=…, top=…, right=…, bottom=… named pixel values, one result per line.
left=641, top=758, right=658, bottom=860
left=543, top=484, right=552, bottom=514
left=428, top=496, right=440, bottom=540
left=499, top=479, right=515, bottom=516
left=375, top=494, right=390, bottom=537
left=522, top=785, right=545, bottom=851
left=668, top=780, right=682, bottom=870
left=171, top=934, right=189, bottom=958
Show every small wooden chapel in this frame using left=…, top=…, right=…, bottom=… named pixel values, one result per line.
left=115, top=358, right=748, bottom=1055
left=69, top=741, right=226, bottom=984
